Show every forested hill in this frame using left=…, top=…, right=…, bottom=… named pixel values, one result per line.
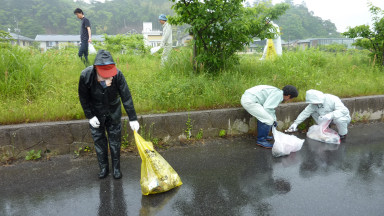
left=0, top=0, right=340, bottom=41
left=0, top=0, right=174, bottom=38
left=275, top=0, right=341, bottom=40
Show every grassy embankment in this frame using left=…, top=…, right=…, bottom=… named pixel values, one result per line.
left=1, top=44, right=383, bottom=125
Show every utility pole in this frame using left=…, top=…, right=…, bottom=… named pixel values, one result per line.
left=14, top=16, right=20, bottom=46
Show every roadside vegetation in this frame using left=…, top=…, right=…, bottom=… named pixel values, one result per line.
left=1, top=42, right=383, bottom=125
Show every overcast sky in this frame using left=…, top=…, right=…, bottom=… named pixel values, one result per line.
left=270, top=0, right=384, bottom=32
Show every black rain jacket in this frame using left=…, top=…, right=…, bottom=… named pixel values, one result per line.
left=78, top=66, right=137, bottom=124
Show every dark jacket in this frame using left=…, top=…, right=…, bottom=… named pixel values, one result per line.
left=78, top=66, right=137, bottom=124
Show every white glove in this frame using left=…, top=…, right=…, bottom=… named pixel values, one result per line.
left=319, top=113, right=333, bottom=121
left=285, top=123, right=298, bottom=132
left=89, top=116, right=100, bottom=128
left=129, top=121, right=140, bottom=132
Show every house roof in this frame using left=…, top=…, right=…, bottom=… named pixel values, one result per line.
left=297, top=38, right=354, bottom=44
left=35, top=34, right=105, bottom=42
left=9, top=33, right=34, bottom=41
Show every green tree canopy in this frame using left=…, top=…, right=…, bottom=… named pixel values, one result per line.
left=343, top=3, right=384, bottom=66
left=169, top=0, right=289, bottom=72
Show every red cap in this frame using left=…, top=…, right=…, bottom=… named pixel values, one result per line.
left=95, top=64, right=117, bottom=78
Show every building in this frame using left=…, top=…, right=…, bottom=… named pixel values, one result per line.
left=34, top=34, right=105, bottom=52
left=286, top=38, right=355, bottom=50
left=178, top=34, right=193, bottom=46
left=240, top=39, right=266, bottom=53
left=142, top=22, right=163, bottom=47
left=9, top=33, right=34, bottom=47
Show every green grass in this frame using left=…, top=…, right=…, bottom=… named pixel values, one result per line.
left=1, top=44, right=383, bottom=124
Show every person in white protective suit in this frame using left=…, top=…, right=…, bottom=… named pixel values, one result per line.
left=241, top=85, right=299, bottom=148
left=260, top=21, right=282, bottom=60
left=288, top=89, right=351, bottom=139
left=158, top=14, right=172, bottom=66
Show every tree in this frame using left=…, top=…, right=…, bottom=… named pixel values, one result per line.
left=343, top=3, right=384, bottom=66
left=0, top=30, right=14, bottom=43
left=169, top=0, right=289, bottom=72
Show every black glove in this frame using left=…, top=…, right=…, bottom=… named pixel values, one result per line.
left=273, top=121, right=278, bottom=127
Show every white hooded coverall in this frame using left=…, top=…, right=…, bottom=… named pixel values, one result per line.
left=294, top=89, right=351, bottom=135
left=241, top=85, right=283, bottom=126
left=161, top=22, right=172, bottom=65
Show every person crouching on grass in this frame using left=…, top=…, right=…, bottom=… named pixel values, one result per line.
left=241, top=85, right=298, bottom=148
left=78, top=50, right=140, bottom=179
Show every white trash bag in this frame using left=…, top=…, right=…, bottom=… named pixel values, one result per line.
left=272, top=127, right=304, bottom=157
left=89, top=43, right=97, bottom=54
left=150, top=46, right=161, bottom=55
left=306, top=119, right=340, bottom=144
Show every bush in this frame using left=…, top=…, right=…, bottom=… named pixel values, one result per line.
left=102, top=34, right=149, bottom=54
left=318, top=44, right=348, bottom=52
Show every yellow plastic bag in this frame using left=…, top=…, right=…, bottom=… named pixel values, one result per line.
left=266, top=39, right=277, bottom=60
left=134, top=131, right=182, bottom=195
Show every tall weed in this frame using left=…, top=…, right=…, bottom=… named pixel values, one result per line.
left=0, top=45, right=383, bottom=124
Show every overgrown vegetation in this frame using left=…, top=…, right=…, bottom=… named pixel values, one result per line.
left=101, top=34, right=148, bottom=54
left=0, top=44, right=383, bottom=125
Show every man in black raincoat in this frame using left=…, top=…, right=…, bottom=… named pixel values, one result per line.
left=78, top=50, right=140, bottom=179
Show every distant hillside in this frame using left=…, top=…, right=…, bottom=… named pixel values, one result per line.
left=0, top=0, right=173, bottom=38
left=0, top=0, right=340, bottom=41
left=275, top=0, right=341, bottom=40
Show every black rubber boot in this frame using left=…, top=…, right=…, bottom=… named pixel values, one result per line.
left=95, top=140, right=109, bottom=179
left=110, top=143, right=122, bottom=179
left=107, top=123, right=122, bottom=179
left=91, top=125, right=110, bottom=179
left=98, top=164, right=109, bottom=179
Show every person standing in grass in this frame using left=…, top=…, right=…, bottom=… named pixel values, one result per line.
left=78, top=50, right=140, bottom=179
left=74, top=8, right=91, bottom=65
left=241, top=85, right=298, bottom=148
left=158, top=14, right=172, bottom=66
left=287, top=89, right=351, bottom=139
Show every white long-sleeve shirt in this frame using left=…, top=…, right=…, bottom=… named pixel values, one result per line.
left=161, top=22, right=172, bottom=48
left=243, top=85, right=283, bottom=124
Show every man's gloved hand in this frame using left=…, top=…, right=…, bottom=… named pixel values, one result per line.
left=89, top=116, right=100, bottom=128
left=319, top=113, right=333, bottom=121
left=273, top=121, right=278, bottom=127
left=286, top=123, right=298, bottom=132
left=129, top=121, right=140, bottom=132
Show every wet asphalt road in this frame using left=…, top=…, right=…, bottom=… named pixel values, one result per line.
left=1, top=122, right=384, bottom=216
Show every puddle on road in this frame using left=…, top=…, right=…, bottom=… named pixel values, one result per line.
left=1, top=124, right=384, bottom=216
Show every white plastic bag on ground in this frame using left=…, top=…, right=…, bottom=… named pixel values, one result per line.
left=89, top=43, right=97, bottom=54
left=272, top=127, right=304, bottom=157
left=150, top=46, right=161, bottom=55
left=306, top=119, right=340, bottom=144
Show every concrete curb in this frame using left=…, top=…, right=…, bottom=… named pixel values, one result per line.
left=1, top=95, right=383, bottom=158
